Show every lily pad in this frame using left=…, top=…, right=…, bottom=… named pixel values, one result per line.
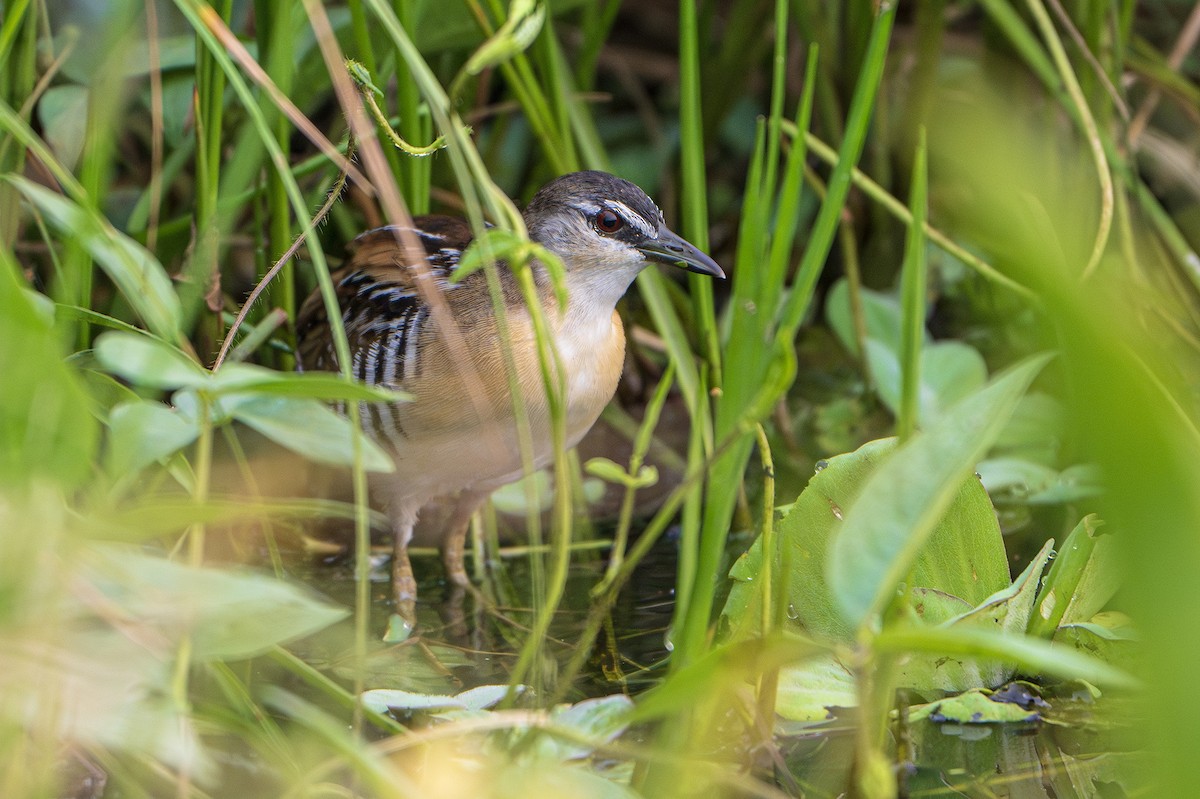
left=774, top=654, right=859, bottom=722
left=907, top=689, right=1041, bottom=724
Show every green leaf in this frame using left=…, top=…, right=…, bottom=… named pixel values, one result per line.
left=585, top=457, right=659, bottom=489
left=1026, top=463, right=1103, bottom=504
left=897, top=540, right=1055, bottom=692
left=94, top=331, right=208, bottom=389
left=774, top=654, right=859, bottom=722
left=1029, top=516, right=1118, bottom=638
left=827, top=354, right=1052, bottom=630
left=992, top=392, right=1065, bottom=463
left=82, top=546, right=348, bottom=661
left=866, top=338, right=988, bottom=426
left=907, top=689, right=1040, bottom=724
left=723, top=437, right=1010, bottom=643
left=462, top=0, right=545, bottom=76
left=1055, top=611, right=1138, bottom=673
left=534, top=695, right=634, bottom=762
left=230, top=394, right=395, bottom=472
left=827, top=278, right=988, bottom=427
left=6, top=175, right=181, bottom=339
left=825, top=278, right=909, bottom=358
left=210, top=362, right=411, bottom=402
left=107, top=400, right=201, bottom=475
left=875, top=624, right=1137, bottom=689
left=634, top=634, right=825, bottom=723
left=361, top=688, right=469, bottom=714
left=37, top=84, right=89, bottom=170
left=976, top=456, right=1060, bottom=497
left=493, top=760, right=640, bottom=799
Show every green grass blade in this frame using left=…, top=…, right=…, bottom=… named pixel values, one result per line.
left=876, top=625, right=1137, bottom=690
left=778, top=1, right=895, bottom=339
left=896, top=128, right=928, bottom=441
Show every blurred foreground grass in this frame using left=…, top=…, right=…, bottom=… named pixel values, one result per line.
left=3, top=1, right=1200, bottom=797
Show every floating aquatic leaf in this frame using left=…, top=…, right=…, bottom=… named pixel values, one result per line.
left=827, top=354, right=1052, bottom=630
left=907, top=689, right=1041, bottom=724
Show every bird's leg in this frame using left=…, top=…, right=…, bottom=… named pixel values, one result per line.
left=440, top=491, right=489, bottom=588
left=391, top=505, right=419, bottom=621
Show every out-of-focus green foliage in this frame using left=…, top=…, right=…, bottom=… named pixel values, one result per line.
left=3, top=0, right=1200, bottom=796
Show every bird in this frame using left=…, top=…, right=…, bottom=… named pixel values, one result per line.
left=294, top=170, right=724, bottom=621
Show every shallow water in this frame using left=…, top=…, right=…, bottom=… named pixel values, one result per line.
left=274, top=528, right=1142, bottom=798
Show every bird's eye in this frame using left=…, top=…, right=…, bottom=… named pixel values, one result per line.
left=594, top=209, right=624, bottom=234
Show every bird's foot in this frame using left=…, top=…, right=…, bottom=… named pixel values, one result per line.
left=392, top=547, right=418, bottom=626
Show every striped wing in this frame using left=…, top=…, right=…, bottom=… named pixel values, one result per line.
left=294, top=218, right=471, bottom=387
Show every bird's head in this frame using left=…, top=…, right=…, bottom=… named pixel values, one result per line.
left=524, top=171, right=724, bottom=302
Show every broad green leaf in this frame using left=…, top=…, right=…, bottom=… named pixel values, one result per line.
left=230, top=394, right=395, bottom=472
left=992, top=391, right=1065, bottom=464
left=82, top=546, right=347, bottom=660
left=490, top=469, right=554, bottom=513
left=37, top=84, right=88, bottom=169
left=210, top=363, right=411, bottom=402
left=774, top=654, right=858, bottom=722
left=898, top=540, right=1055, bottom=692
left=556, top=695, right=633, bottom=744
left=723, top=437, right=1010, bottom=643
left=6, top=175, right=181, bottom=339
left=362, top=683, right=526, bottom=717
left=94, top=331, right=208, bottom=389
left=88, top=497, right=388, bottom=542
left=633, top=634, right=825, bottom=723
left=1029, top=516, right=1119, bottom=637
left=825, top=278, right=909, bottom=358
left=976, top=456, right=1060, bottom=497
left=909, top=587, right=973, bottom=626
left=455, top=684, right=523, bottom=711
left=1026, top=462, right=1103, bottom=504
left=916, top=342, right=989, bottom=418
left=1055, top=612, right=1138, bottom=672
left=1058, top=533, right=1119, bottom=626
left=827, top=278, right=987, bottom=426
left=0, top=253, right=98, bottom=489
left=827, top=354, right=1052, bottom=629
left=906, top=689, right=1040, bottom=724
left=866, top=338, right=988, bottom=426
left=107, top=400, right=200, bottom=475
left=534, top=695, right=634, bottom=762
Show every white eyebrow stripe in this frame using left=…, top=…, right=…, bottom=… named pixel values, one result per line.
left=607, top=200, right=658, bottom=237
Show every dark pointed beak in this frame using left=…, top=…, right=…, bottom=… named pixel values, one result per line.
left=638, top=227, right=725, bottom=279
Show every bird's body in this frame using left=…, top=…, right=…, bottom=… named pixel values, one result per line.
left=295, top=171, right=722, bottom=620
